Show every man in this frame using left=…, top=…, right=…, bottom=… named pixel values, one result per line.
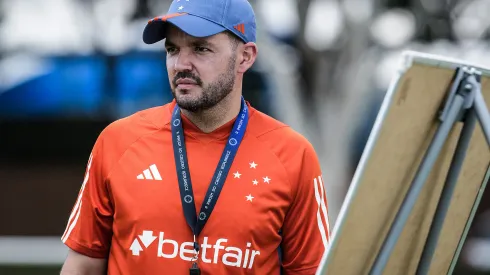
left=60, top=0, right=330, bottom=274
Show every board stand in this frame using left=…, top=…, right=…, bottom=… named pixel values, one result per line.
left=369, top=66, right=490, bottom=275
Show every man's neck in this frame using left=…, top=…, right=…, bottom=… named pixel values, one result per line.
left=180, top=93, right=242, bottom=133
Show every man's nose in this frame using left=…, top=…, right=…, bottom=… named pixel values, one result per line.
left=173, top=50, right=193, bottom=72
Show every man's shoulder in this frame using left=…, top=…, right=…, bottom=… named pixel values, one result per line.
left=101, top=103, right=172, bottom=138
left=249, top=108, right=314, bottom=150
left=94, top=103, right=173, bottom=152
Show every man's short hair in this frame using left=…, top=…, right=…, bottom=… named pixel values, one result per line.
left=225, top=31, right=243, bottom=51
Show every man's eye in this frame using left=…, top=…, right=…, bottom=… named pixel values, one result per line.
left=195, top=47, right=209, bottom=52
left=166, top=47, right=177, bottom=54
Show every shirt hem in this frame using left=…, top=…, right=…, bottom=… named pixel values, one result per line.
left=63, top=237, right=108, bottom=259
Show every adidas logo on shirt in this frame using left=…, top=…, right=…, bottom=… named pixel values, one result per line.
left=137, top=164, right=162, bottom=181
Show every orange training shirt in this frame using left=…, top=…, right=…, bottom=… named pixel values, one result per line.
left=61, top=100, right=330, bottom=274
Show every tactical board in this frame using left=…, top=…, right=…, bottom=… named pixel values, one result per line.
left=316, top=51, right=490, bottom=275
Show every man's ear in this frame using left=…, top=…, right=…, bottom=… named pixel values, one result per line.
left=237, top=42, right=258, bottom=74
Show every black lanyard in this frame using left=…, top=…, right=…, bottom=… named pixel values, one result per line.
left=171, top=97, right=249, bottom=272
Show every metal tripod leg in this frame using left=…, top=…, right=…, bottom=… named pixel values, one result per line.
left=415, top=73, right=490, bottom=275
left=473, top=85, right=490, bottom=146
left=448, top=165, right=490, bottom=275
left=415, top=108, right=477, bottom=275
left=369, top=91, right=467, bottom=275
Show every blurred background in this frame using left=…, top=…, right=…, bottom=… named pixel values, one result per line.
left=0, top=0, right=489, bottom=274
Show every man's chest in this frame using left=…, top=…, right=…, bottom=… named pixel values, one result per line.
left=106, top=138, right=292, bottom=265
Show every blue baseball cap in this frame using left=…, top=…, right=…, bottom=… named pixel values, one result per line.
left=143, top=0, right=256, bottom=45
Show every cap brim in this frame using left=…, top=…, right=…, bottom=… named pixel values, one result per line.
left=143, top=14, right=227, bottom=44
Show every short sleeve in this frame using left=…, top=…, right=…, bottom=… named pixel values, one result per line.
left=281, top=143, right=330, bottom=274
left=60, top=135, right=114, bottom=258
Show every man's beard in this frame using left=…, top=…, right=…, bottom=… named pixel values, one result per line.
left=171, top=56, right=236, bottom=113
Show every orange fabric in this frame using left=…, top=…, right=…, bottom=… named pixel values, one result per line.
left=159, top=12, right=188, bottom=21
left=61, top=100, right=330, bottom=275
left=234, top=24, right=245, bottom=35
left=148, top=13, right=187, bottom=23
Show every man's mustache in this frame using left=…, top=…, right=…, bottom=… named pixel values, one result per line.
left=173, top=72, right=203, bottom=86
